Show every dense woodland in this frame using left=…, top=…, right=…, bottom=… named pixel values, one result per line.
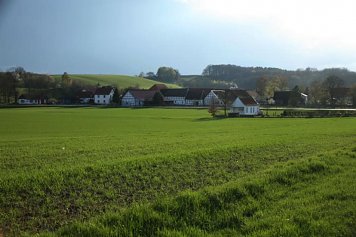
left=178, top=65, right=356, bottom=89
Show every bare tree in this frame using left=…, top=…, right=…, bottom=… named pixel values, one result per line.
left=208, top=97, right=219, bottom=117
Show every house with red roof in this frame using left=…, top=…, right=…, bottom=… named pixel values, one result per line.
left=204, top=89, right=260, bottom=116
left=121, top=89, right=161, bottom=106
left=94, top=86, right=115, bottom=105
left=230, top=96, right=260, bottom=115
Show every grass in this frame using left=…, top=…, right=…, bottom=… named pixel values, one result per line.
left=0, top=108, right=355, bottom=236
left=51, top=74, right=179, bottom=89
left=41, top=148, right=356, bottom=237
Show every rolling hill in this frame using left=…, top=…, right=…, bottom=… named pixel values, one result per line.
left=52, top=74, right=179, bottom=89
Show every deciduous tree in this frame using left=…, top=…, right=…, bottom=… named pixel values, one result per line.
left=156, top=67, right=180, bottom=82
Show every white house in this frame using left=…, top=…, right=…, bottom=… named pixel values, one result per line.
left=94, top=86, right=115, bottom=105
left=204, top=89, right=260, bottom=116
left=18, top=95, right=47, bottom=105
left=121, top=89, right=157, bottom=107
left=230, top=97, right=260, bottom=116
left=160, top=88, right=188, bottom=105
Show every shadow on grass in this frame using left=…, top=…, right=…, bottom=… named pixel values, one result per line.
left=193, top=117, right=227, bottom=122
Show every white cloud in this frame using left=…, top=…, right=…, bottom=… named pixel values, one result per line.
left=177, top=0, right=356, bottom=53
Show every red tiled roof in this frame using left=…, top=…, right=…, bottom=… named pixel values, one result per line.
left=94, top=86, right=114, bottom=95
left=240, top=97, right=258, bottom=105
left=212, top=89, right=258, bottom=106
left=149, top=84, right=168, bottom=91
left=129, top=90, right=158, bottom=101
left=213, top=89, right=250, bottom=103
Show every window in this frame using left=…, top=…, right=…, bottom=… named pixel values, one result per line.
left=103, top=100, right=106, bottom=103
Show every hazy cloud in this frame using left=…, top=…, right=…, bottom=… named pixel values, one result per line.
left=177, top=0, right=356, bottom=51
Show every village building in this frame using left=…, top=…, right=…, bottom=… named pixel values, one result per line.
left=17, top=94, right=47, bottom=105
left=160, top=88, right=188, bottom=105
left=273, top=91, right=308, bottom=106
left=204, top=90, right=225, bottom=106
left=94, top=86, right=115, bottom=105
left=76, top=90, right=94, bottom=104
left=121, top=89, right=160, bottom=106
left=204, top=89, right=260, bottom=116
left=185, top=88, right=211, bottom=106
left=230, top=97, right=260, bottom=115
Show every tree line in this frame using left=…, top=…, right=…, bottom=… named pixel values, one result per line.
left=200, top=64, right=356, bottom=89
left=0, top=67, right=99, bottom=104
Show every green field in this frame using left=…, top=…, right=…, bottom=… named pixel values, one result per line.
left=51, top=74, right=179, bottom=89
left=0, top=108, right=355, bottom=236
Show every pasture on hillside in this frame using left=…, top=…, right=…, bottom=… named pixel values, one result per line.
left=51, top=74, right=178, bottom=89
left=0, top=108, right=355, bottom=236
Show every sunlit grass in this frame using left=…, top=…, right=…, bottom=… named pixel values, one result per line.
left=0, top=108, right=355, bottom=236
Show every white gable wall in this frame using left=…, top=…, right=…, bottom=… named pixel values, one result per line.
left=121, top=91, right=144, bottom=107
left=95, top=89, right=114, bottom=105
left=204, top=91, right=224, bottom=106
left=230, top=98, right=259, bottom=115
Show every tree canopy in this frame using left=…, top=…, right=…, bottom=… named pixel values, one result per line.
left=156, top=67, right=180, bottom=83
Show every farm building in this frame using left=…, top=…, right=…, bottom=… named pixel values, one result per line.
left=76, top=90, right=94, bottom=104
left=204, top=90, right=225, bottom=106
left=94, top=86, right=115, bottom=105
left=17, top=94, right=47, bottom=105
left=273, top=91, right=308, bottom=106
left=204, top=89, right=260, bottom=116
left=247, top=90, right=267, bottom=105
left=121, top=89, right=161, bottom=106
left=160, top=88, right=188, bottom=105
left=185, top=88, right=212, bottom=106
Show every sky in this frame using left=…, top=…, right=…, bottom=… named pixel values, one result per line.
left=1, top=0, right=356, bottom=75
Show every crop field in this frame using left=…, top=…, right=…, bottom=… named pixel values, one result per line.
left=51, top=74, right=178, bottom=89
left=0, top=108, right=355, bottom=236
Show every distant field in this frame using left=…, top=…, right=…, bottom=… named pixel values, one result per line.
left=51, top=74, right=179, bottom=89
left=0, top=108, right=355, bottom=236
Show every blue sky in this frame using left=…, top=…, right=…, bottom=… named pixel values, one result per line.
left=1, top=0, right=356, bottom=75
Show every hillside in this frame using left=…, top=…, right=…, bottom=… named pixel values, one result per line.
left=52, top=74, right=179, bottom=89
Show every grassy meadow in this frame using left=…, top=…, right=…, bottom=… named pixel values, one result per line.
left=0, top=108, right=355, bottom=236
left=51, top=74, right=178, bottom=89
